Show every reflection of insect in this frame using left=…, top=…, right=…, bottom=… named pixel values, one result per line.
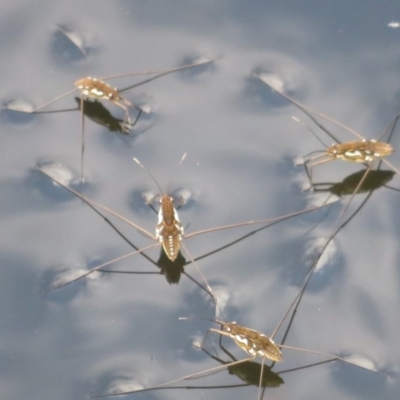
left=306, top=168, right=399, bottom=231
left=72, top=98, right=132, bottom=134
left=254, top=73, right=400, bottom=188
left=37, top=157, right=335, bottom=296
left=312, top=169, right=396, bottom=197
left=10, top=59, right=214, bottom=180
left=90, top=264, right=383, bottom=399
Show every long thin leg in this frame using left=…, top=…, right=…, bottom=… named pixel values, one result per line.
left=80, top=93, right=85, bottom=183
left=258, top=358, right=265, bottom=400
left=31, top=87, right=79, bottom=113
left=181, top=242, right=221, bottom=317
left=184, top=200, right=340, bottom=239
left=37, top=167, right=155, bottom=239
left=89, top=356, right=255, bottom=398
left=278, top=344, right=385, bottom=375
left=254, top=74, right=365, bottom=141
left=47, top=242, right=160, bottom=292
left=303, top=154, right=335, bottom=188
left=108, top=59, right=215, bottom=87
left=298, top=164, right=374, bottom=288
left=111, top=102, right=132, bottom=126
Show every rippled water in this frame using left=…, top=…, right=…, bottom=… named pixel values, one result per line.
left=1, top=1, right=400, bottom=400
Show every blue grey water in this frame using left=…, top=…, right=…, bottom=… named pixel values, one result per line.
left=0, top=1, right=399, bottom=399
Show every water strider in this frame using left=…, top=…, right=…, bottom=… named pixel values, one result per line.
left=253, top=73, right=400, bottom=189
left=9, top=59, right=214, bottom=125
left=89, top=253, right=385, bottom=399
left=255, top=73, right=400, bottom=282
left=7, top=58, right=214, bottom=181
left=36, top=157, right=338, bottom=296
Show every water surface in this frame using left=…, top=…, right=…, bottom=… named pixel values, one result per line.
left=0, top=1, right=399, bottom=399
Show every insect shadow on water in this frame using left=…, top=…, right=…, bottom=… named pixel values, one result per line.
left=36, top=154, right=338, bottom=308
left=315, top=172, right=400, bottom=255
left=34, top=97, right=140, bottom=136
left=89, top=248, right=386, bottom=400
left=312, top=169, right=397, bottom=198
left=305, top=167, right=400, bottom=233
left=72, top=97, right=134, bottom=135
left=7, top=54, right=214, bottom=181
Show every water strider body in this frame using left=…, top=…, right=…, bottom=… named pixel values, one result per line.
left=74, top=77, right=133, bottom=126
left=312, top=139, right=394, bottom=169
left=210, top=321, right=282, bottom=362
left=155, top=194, right=184, bottom=261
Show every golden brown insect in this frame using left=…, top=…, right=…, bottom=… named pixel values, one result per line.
left=155, top=194, right=183, bottom=261
left=255, top=73, right=400, bottom=287
left=36, top=158, right=336, bottom=295
left=73, top=77, right=134, bottom=127
left=13, top=59, right=213, bottom=122
left=89, top=262, right=384, bottom=399
left=210, top=321, right=283, bottom=362
left=8, top=59, right=214, bottom=181
left=132, top=155, right=186, bottom=262
left=188, top=326, right=332, bottom=392
left=305, top=139, right=394, bottom=185
left=254, top=73, right=400, bottom=187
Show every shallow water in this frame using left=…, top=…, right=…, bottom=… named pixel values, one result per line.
left=1, top=1, right=400, bottom=399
